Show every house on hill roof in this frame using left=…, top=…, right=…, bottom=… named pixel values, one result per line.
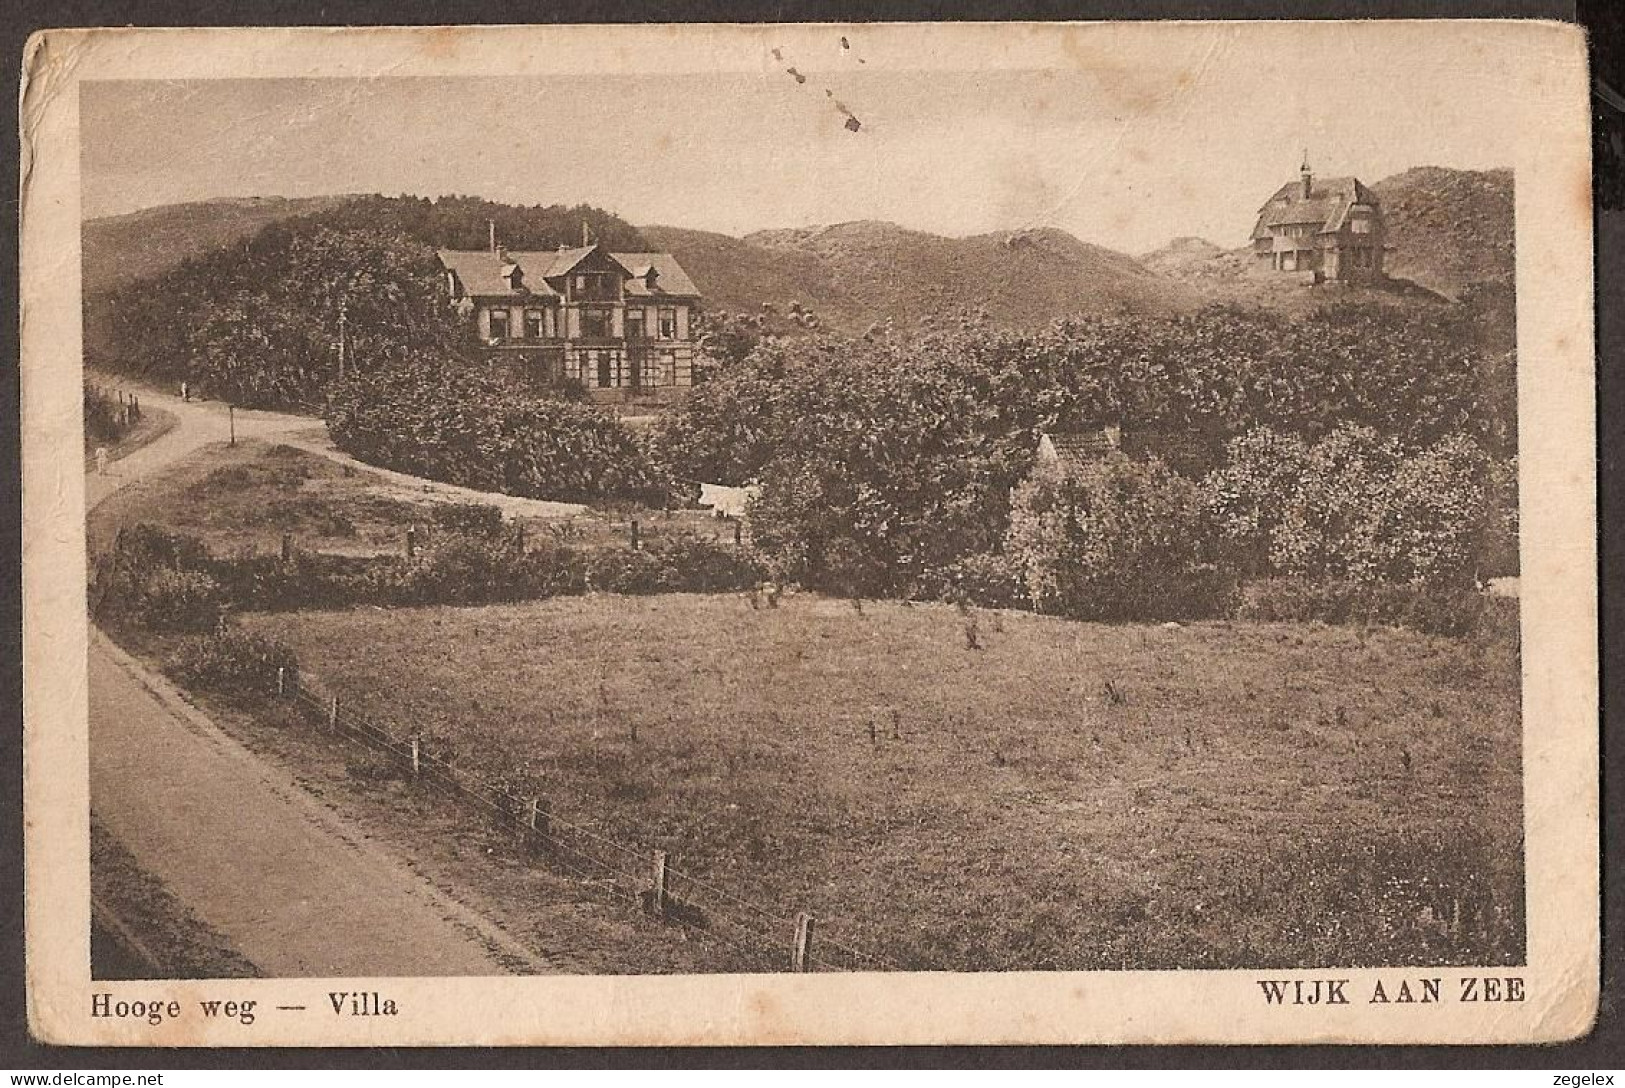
left=1250, top=156, right=1386, bottom=283
left=437, top=240, right=701, bottom=402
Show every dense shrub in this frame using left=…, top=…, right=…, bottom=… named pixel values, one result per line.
left=1234, top=578, right=1491, bottom=637
left=165, top=630, right=299, bottom=701
left=204, top=552, right=381, bottom=612
left=83, top=386, right=131, bottom=448
left=1006, top=455, right=1228, bottom=621
left=584, top=535, right=768, bottom=595
left=124, top=525, right=766, bottom=615
left=130, top=569, right=224, bottom=632
left=1206, top=425, right=1502, bottom=588
left=327, top=362, right=667, bottom=504
left=657, top=302, right=1514, bottom=604
left=912, top=551, right=1027, bottom=609
left=432, top=502, right=507, bottom=538
left=108, top=523, right=212, bottom=572
left=94, top=525, right=221, bottom=632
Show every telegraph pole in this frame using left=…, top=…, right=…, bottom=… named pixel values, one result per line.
left=337, top=299, right=348, bottom=381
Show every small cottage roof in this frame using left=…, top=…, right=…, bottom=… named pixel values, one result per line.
left=1037, top=427, right=1121, bottom=468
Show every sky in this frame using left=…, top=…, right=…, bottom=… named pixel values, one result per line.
left=78, top=26, right=1525, bottom=255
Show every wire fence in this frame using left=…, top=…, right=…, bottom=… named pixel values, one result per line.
left=276, top=664, right=901, bottom=974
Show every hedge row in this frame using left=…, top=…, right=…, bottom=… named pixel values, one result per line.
left=94, top=523, right=770, bottom=628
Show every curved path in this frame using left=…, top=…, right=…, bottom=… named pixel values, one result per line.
left=87, top=385, right=585, bottom=519
left=88, top=391, right=553, bottom=977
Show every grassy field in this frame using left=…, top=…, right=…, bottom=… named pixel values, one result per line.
left=243, top=592, right=1524, bottom=973
left=89, top=438, right=735, bottom=559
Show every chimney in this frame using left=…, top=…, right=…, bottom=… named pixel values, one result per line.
left=582, top=220, right=590, bottom=248
left=489, top=219, right=497, bottom=253
left=1300, top=150, right=1313, bottom=200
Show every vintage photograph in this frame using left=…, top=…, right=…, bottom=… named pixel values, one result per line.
left=21, top=21, right=1597, bottom=1045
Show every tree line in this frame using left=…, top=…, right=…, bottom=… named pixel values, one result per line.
left=83, top=203, right=1518, bottom=624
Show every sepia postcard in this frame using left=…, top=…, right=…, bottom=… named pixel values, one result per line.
left=19, top=20, right=1598, bottom=1046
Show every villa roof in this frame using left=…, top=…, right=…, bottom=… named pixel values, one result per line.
left=437, top=245, right=700, bottom=300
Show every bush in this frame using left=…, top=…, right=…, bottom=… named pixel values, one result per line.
left=412, top=533, right=532, bottom=604
left=584, top=535, right=767, bottom=595
left=93, top=524, right=221, bottom=631
left=84, top=386, right=129, bottom=447
left=1206, top=425, right=1499, bottom=589
left=1006, top=455, right=1226, bottom=621
left=431, top=502, right=506, bottom=538
left=110, top=523, right=211, bottom=573
left=327, top=362, right=667, bottom=504
left=1235, top=578, right=1490, bottom=637
left=914, top=551, right=1027, bottom=609
left=204, top=552, right=377, bottom=612
left=133, top=569, right=224, bottom=632
left=166, top=630, right=298, bottom=701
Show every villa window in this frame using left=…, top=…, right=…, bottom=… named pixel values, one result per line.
left=488, top=308, right=510, bottom=340
left=658, top=307, right=677, bottom=340
left=596, top=352, right=614, bottom=388
left=626, top=308, right=646, bottom=340
left=524, top=309, right=545, bottom=339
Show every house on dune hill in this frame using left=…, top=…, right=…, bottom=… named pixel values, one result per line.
left=1251, top=156, right=1387, bottom=283
left=437, top=240, right=701, bottom=403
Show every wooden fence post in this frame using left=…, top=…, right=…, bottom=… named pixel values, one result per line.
left=406, top=527, right=417, bottom=559
left=276, top=666, right=286, bottom=697
left=328, top=695, right=339, bottom=733
left=410, top=735, right=421, bottom=778
left=527, top=796, right=545, bottom=835
left=228, top=405, right=236, bottom=447
left=630, top=519, right=641, bottom=551
left=792, top=912, right=815, bottom=972
left=733, top=520, right=743, bottom=548
left=280, top=532, right=293, bottom=562
left=650, top=850, right=668, bottom=916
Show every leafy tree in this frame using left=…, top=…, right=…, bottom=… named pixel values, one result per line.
left=657, top=303, right=1514, bottom=601
left=1205, top=424, right=1499, bottom=587
left=1005, top=454, right=1218, bottom=620
left=89, top=225, right=474, bottom=409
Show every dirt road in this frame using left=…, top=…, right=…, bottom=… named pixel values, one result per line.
left=88, top=390, right=552, bottom=976
left=87, top=384, right=585, bottom=519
